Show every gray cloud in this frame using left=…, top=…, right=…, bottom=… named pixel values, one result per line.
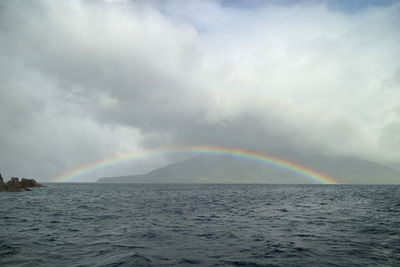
left=1, top=0, right=400, bottom=181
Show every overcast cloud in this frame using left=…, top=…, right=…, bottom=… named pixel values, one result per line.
left=1, top=0, right=400, bottom=181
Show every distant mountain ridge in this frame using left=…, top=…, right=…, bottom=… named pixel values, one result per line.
left=97, top=153, right=400, bottom=184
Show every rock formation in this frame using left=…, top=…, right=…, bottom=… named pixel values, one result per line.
left=0, top=174, right=44, bottom=192
left=20, top=178, right=42, bottom=188
left=0, top=173, right=6, bottom=191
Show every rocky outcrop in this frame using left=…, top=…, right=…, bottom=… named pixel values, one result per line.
left=20, top=178, right=42, bottom=188
left=0, top=173, right=6, bottom=191
left=0, top=174, right=44, bottom=192
left=6, top=177, right=23, bottom=190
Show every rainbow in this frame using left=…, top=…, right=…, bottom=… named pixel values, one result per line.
left=52, top=145, right=339, bottom=184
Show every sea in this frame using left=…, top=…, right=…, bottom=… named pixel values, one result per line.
left=0, top=183, right=399, bottom=267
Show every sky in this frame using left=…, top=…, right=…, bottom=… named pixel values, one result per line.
left=1, top=0, right=400, bottom=182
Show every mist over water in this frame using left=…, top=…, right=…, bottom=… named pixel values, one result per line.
left=1, top=183, right=399, bottom=266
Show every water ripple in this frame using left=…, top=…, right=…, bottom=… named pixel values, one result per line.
left=0, top=184, right=399, bottom=266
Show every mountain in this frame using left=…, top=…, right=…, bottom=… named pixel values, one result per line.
left=96, top=153, right=400, bottom=184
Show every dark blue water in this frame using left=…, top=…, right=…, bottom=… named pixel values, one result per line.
left=1, top=184, right=399, bottom=266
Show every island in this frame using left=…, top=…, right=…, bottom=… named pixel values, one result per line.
left=0, top=173, right=44, bottom=192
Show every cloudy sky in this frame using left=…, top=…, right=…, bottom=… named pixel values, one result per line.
left=1, top=0, right=399, bottom=182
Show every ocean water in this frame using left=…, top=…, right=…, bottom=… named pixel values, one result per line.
left=0, top=184, right=399, bottom=267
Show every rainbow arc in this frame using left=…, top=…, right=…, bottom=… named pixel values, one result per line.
left=52, top=145, right=339, bottom=184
